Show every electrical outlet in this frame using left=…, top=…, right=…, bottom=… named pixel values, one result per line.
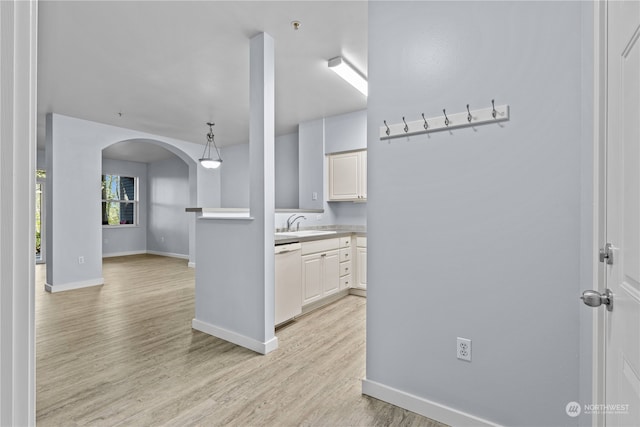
left=457, top=337, right=471, bottom=362
left=312, top=192, right=318, bottom=201
left=78, top=256, right=85, bottom=265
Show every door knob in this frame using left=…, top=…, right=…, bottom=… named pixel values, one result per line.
left=581, top=289, right=613, bottom=311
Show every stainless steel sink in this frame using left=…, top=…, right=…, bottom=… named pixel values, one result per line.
left=275, top=230, right=337, bottom=238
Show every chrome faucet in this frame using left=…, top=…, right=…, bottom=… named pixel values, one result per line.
left=286, top=214, right=306, bottom=231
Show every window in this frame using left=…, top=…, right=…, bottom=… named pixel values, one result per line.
left=36, top=170, right=46, bottom=262
left=101, top=175, right=138, bottom=226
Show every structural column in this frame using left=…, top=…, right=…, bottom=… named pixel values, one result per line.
left=249, top=32, right=276, bottom=346
left=191, top=32, right=277, bottom=354
left=0, top=0, right=37, bottom=425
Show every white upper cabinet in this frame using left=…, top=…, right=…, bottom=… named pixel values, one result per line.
left=328, top=150, right=367, bottom=201
left=359, top=150, right=367, bottom=199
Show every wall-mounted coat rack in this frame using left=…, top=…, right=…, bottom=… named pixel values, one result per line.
left=380, top=100, right=509, bottom=140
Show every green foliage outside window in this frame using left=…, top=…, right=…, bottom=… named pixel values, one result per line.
left=102, top=175, right=136, bottom=225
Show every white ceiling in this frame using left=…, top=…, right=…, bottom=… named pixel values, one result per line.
left=38, top=1, right=368, bottom=161
left=102, top=140, right=178, bottom=163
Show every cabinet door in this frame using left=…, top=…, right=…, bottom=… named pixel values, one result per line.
left=356, top=247, right=367, bottom=289
left=359, top=150, right=367, bottom=199
left=302, top=254, right=323, bottom=305
left=329, top=152, right=360, bottom=200
left=322, top=250, right=340, bottom=296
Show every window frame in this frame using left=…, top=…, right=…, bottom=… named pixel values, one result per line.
left=101, top=174, right=139, bottom=228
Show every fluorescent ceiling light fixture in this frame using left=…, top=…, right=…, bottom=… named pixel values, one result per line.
left=199, top=122, right=223, bottom=169
left=328, top=56, right=368, bottom=96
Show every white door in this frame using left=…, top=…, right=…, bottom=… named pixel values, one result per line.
left=600, top=1, right=640, bottom=424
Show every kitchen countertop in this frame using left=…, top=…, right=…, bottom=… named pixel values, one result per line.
left=186, top=207, right=325, bottom=214
left=275, top=226, right=366, bottom=245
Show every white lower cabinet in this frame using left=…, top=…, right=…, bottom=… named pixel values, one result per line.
left=301, top=238, right=340, bottom=306
left=302, top=254, right=323, bottom=305
left=339, top=236, right=352, bottom=290
left=356, top=237, right=367, bottom=289
left=299, top=235, right=365, bottom=307
left=322, top=251, right=340, bottom=295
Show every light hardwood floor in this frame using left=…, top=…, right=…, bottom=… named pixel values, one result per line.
left=36, top=255, right=446, bottom=426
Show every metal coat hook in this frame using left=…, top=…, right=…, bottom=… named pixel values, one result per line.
left=379, top=102, right=509, bottom=139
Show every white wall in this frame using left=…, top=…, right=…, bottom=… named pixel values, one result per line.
left=147, top=156, right=190, bottom=257
left=325, top=109, right=367, bottom=154
left=45, top=114, right=219, bottom=291
left=365, top=2, right=592, bottom=426
left=102, top=158, right=148, bottom=256
left=274, top=132, right=299, bottom=209
left=37, top=149, right=46, bottom=170
left=220, top=143, right=250, bottom=208
left=223, top=112, right=368, bottom=229
left=220, top=132, right=299, bottom=209
left=298, top=118, right=324, bottom=210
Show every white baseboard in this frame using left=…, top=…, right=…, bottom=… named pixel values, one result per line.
left=301, top=289, right=349, bottom=315
left=362, top=379, right=501, bottom=427
left=44, top=277, right=104, bottom=293
left=146, top=250, right=189, bottom=260
left=102, top=250, right=146, bottom=258
left=349, top=288, right=367, bottom=297
left=191, top=318, right=278, bottom=355
left=102, top=250, right=189, bottom=261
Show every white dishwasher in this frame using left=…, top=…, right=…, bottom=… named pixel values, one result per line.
left=274, top=243, right=302, bottom=326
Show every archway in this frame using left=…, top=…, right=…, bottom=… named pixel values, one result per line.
left=101, top=138, right=198, bottom=265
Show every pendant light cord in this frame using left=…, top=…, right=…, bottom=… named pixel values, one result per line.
left=201, top=122, right=222, bottom=161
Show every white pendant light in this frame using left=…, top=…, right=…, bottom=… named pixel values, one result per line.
left=199, top=122, right=222, bottom=169
left=328, top=56, right=368, bottom=96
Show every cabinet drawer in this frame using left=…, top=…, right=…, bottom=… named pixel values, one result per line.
left=340, top=274, right=352, bottom=289
left=339, top=236, right=351, bottom=248
left=356, top=236, right=367, bottom=248
left=340, top=260, right=352, bottom=277
left=339, top=248, right=351, bottom=262
left=301, top=238, right=339, bottom=255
